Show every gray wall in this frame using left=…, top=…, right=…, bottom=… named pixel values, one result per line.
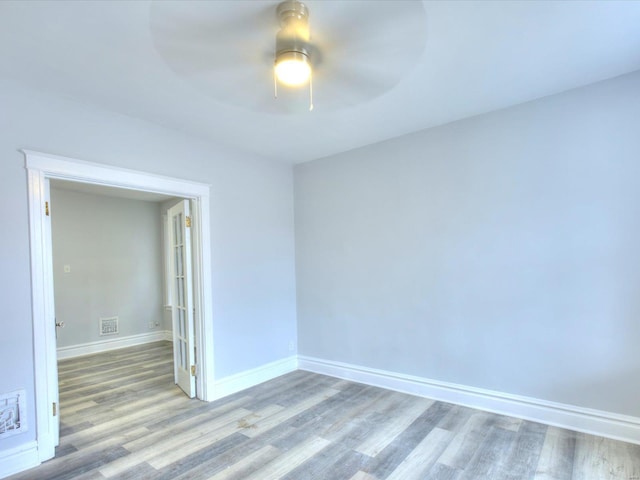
left=295, top=71, right=640, bottom=418
left=0, top=78, right=297, bottom=452
left=51, top=188, right=164, bottom=347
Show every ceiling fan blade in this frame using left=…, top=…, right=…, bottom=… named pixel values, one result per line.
left=310, top=0, right=426, bottom=53
left=149, top=0, right=427, bottom=114
left=311, top=69, right=394, bottom=111
left=307, top=0, right=427, bottom=108
left=150, top=1, right=277, bottom=76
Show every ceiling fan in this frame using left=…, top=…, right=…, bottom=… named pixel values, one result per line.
left=273, top=0, right=315, bottom=110
left=149, top=0, right=427, bottom=114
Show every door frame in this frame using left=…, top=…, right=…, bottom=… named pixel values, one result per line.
left=24, top=150, right=215, bottom=462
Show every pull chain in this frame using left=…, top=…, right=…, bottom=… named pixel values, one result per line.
left=274, top=68, right=278, bottom=98
left=309, top=72, right=314, bottom=111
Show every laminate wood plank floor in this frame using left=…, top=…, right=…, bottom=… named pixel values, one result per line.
left=9, top=342, right=640, bottom=479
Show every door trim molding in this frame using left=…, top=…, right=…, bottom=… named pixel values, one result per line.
left=24, top=150, right=215, bottom=463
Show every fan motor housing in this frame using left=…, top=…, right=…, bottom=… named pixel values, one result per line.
left=277, top=0, right=309, bottom=26
left=275, top=0, right=311, bottom=61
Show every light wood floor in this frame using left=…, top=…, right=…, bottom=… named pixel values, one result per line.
left=9, top=342, right=640, bottom=479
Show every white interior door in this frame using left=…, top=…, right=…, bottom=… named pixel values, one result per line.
left=168, top=200, right=196, bottom=398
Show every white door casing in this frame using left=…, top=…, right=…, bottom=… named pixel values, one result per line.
left=24, top=150, right=215, bottom=463
left=43, top=178, right=61, bottom=448
left=26, top=165, right=59, bottom=458
left=168, top=200, right=196, bottom=398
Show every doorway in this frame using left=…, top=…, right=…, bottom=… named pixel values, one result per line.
left=49, top=182, right=194, bottom=392
left=25, top=150, right=215, bottom=463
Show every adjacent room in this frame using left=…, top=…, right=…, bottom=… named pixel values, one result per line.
left=1, top=1, right=640, bottom=479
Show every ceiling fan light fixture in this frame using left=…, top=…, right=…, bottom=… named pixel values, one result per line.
left=275, top=50, right=311, bottom=86
left=274, top=0, right=314, bottom=110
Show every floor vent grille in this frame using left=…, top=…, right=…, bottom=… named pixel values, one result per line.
left=0, top=389, right=26, bottom=438
left=100, top=316, right=119, bottom=336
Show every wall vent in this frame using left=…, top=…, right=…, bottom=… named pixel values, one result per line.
left=100, top=316, right=119, bottom=336
left=0, top=389, right=27, bottom=438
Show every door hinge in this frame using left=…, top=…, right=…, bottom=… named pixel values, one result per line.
left=45, top=201, right=50, bottom=216
left=185, top=216, right=192, bottom=228
left=190, top=365, right=196, bottom=376
left=52, top=402, right=57, bottom=416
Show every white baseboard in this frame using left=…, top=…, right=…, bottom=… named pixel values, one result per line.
left=298, top=355, right=640, bottom=445
left=0, top=441, right=39, bottom=479
left=57, top=331, right=172, bottom=359
left=212, top=356, right=298, bottom=400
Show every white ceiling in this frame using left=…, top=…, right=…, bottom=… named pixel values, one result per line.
left=1, top=0, right=639, bottom=164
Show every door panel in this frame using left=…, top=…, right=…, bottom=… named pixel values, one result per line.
left=168, top=200, right=196, bottom=398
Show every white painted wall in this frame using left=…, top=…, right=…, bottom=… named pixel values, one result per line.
left=50, top=188, right=164, bottom=347
left=295, top=71, right=640, bottom=418
left=4, top=60, right=637, bottom=471
left=0, top=79, right=297, bottom=453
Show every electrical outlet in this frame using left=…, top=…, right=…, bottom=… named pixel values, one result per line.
left=148, top=322, right=155, bottom=329
left=288, top=341, right=294, bottom=352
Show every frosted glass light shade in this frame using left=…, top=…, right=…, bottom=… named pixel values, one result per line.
left=275, top=51, right=311, bottom=86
